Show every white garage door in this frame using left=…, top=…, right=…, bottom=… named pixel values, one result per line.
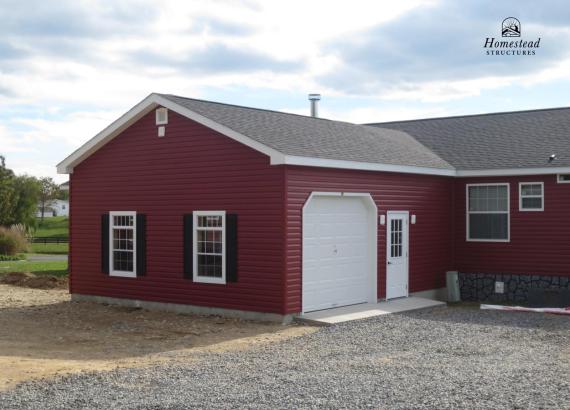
left=303, top=195, right=372, bottom=313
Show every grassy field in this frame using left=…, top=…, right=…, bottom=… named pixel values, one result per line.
left=35, top=216, right=69, bottom=238
left=31, top=216, right=69, bottom=254
left=30, top=243, right=69, bottom=254
left=0, top=260, right=68, bottom=277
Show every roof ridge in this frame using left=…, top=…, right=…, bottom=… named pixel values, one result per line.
left=158, top=93, right=358, bottom=125
left=366, top=106, right=570, bottom=126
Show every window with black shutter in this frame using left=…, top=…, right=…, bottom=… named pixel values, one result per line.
left=108, top=211, right=138, bottom=278
left=186, top=211, right=238, bottom=284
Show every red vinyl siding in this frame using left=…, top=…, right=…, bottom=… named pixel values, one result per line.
left=70, top=109, right=287, bottom=314
left=284, top=166, right=454, bottom=314
left=454, top=175, right=570, bottom=277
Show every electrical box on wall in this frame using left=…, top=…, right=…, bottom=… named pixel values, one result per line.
left=495, top=281, right=505, bottom=294
left=379, top=215, right=386, bottom=225
left=411, top=214, right=417, bottom=224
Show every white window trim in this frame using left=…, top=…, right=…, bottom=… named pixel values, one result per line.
left=155, top=107, right=168, bottom=125
left=519, top=182, right=544, bottom=211
left=557, top=174, right=570, bottom=184
left=466, top=183, right=510, bottom=243
left=193, top=210, right=226, bottom=284
left=109, top=211, right=137, bottom=278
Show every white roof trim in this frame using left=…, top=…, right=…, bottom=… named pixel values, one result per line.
left=277, top=155, right=457, bottom=176
left=456, top=167, right=570, bottom=177
left=57, top=94, right=157, bottom=174
left=57, top=94, right=570, bottom=178
left=57, top=93, right=285, bottom=174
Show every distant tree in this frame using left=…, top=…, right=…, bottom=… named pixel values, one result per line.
left=38, top=177, right=59, bottom=222
left=12, top=175, right=41, bottom=229
left=56, top=186, right=69, bottom=201
left=0, top=156, right=17, bottom=226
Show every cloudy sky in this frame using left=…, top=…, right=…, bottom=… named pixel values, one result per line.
left=1, top=0, right=570, bottom=182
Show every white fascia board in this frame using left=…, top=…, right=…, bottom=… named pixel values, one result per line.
left=152, top=94, right=285, bottom=164
left=456, top=167, right=570, bottom=177
left=57, top=93, right=285, bottom=174
left=278, top=155, right=457, bottom=177
left=57, top=94, right=159, bottom=174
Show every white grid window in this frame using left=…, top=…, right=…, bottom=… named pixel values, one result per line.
left=390, top=219, right=403, bottom=258
left=467, top=184, right=510, bottom=242
left=519, top=182, right=544, bottom=211
left=557, top=174, right=570, bottom=184
left=193, top=211, right=226, bottom=284
left=110, top=211, right=136, bottom=277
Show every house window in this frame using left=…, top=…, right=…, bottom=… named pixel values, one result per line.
left=519, top=182, right=544, bottom=211
left=193, top=211, right=226, bottom=284
left=110, top=211, right=136, bottom=277
left=557, top=174, right=570, bottom=183
left=466, top=184, right=509, bottom=242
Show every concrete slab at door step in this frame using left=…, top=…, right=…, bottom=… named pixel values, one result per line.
left=297, top=297, right=446, bottom=325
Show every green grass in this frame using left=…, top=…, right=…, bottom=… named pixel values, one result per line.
left=30, top=243, right=69, bottom=254
left=34, top=216, right=69, bottom=238
left=0, top=253, right=26, bottom=261
left=0, top=260, right=68, bottom=277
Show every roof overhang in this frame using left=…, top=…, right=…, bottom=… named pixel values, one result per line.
left=276, top=155, right=456, bottom=176
left=456, top=167, right=570, bottom=177
left=57, top=93, right=286, bottom=174
left=57, top=94, right=570, bottom=178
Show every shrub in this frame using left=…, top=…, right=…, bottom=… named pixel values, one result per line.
left=0, top=226, right=29, bottom=255
left=0, top=253, right=25, bottom=261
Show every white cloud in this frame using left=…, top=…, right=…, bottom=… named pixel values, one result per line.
left=0, top=124, right=33, bottom=153
left=0, top=0, right=568, bottom=181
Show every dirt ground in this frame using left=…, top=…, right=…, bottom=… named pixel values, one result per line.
left=0, top=284, right=315, bottom=391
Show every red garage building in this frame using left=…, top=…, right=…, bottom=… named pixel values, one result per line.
left=57, top=94, right=570, bottom=321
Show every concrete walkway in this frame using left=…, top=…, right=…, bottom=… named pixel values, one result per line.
left=298, top=297, right=446, bottom=325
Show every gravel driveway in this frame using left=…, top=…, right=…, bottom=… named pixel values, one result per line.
left=1, top=306, right=568, bottom=409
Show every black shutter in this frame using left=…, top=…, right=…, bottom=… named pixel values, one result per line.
left=183, top=214, right=193, bottom=279
left=136, top=214, right=147, bottom=276
left=101, top=213, right=110, bottom=274
left=226, top=214, right=238, bottom=282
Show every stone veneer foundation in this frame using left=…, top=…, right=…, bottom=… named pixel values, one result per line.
left=459, top=272, right=570, bottom=303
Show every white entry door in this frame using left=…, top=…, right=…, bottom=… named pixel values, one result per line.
left=303, top=195, right=373, bottom=313
left=386, top=211, right=409, bottom=299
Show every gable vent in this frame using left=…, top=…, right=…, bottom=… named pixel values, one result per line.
left=156, top=107, right=168, bottom=125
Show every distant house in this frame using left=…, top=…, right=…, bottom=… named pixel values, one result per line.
left=36, top=199, right=69, bottom=218
left=60, top=181, right=70, bottom=191
left=56, top=93, right=570, bottom=322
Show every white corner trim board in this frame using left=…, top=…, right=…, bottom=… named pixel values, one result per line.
left=57, top=93, right=570, bottom=178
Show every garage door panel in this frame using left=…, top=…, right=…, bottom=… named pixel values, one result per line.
left=303, top=196, right=373, bottom=313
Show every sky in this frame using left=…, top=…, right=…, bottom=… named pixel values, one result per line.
left=1, top=0, right=570, bottom=183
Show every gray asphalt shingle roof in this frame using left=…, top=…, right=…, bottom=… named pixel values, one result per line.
left=369, top=108, right=570, bottom=170
left=159, top=94, right=454, bottom=170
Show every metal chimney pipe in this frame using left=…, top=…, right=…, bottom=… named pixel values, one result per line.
left=308, top=93, right=321, bottom=118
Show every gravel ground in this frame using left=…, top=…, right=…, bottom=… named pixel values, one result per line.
left=1, top=306, right=569, bottom=409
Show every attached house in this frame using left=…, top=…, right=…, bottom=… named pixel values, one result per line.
left=57, top=93, right=570, bottom=321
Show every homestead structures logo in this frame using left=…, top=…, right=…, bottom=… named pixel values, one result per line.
left=502, top=17, right=521, bottom=37
left=484, top=17, right=540, bottom=55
